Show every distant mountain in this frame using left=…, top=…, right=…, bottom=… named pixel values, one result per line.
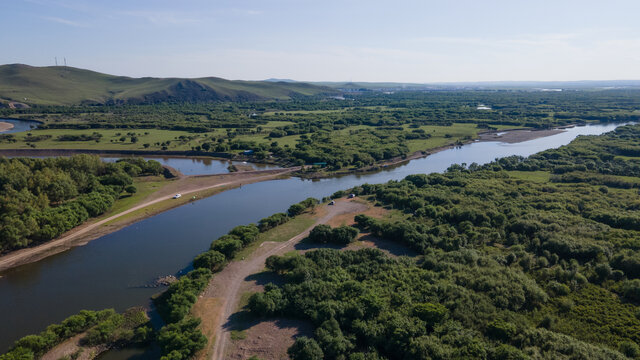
left=263, top=78, right=297, bottom=83
left=0, top=64, right=335, bottom=105
left=315, top=80, right=640, bottom=91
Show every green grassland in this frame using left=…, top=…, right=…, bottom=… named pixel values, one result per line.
left=0, top=64, right=334, bottom=105
left=0, top=123, right=488, bottom=159
left=403, top=123, right=479, bottom=152
left=0, top=128, right=228, bottom=151
left=234, top=212, right=317, bottom=260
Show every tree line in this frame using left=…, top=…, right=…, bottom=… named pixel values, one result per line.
left=0, top=155, right=163, bottom=253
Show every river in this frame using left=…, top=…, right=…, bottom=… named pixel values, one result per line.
left=0, top=122, right=631, bottom=354
left=101, top=156, right=280, bottom=175
left=0, top=118, right=40, bottom=134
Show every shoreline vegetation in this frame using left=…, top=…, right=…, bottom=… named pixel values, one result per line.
left=5, top=124, right=640, bottom=359
left=5, top=90, right=639, bottom=173
left=0, top=125, right=567, bottom=274
left=0, top=166, right=298, bottom=273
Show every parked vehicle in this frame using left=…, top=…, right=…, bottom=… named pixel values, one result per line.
left=173, top=194, right=182, bottom=199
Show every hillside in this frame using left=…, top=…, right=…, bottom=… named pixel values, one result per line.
left=0, top=64, right=335, bottom=105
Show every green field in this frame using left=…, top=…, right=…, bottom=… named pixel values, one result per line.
left=0, top=128, right=217, bottom=151
left=403, top=123, right=480, bottom=152
left=0, top=64, right=334, bottom=105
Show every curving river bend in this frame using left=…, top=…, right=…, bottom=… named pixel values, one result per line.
left=0, top=122, right=632, bottom=353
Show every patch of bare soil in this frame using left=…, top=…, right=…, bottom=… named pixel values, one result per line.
left=326, top=199, right=388, bottom=227
left=0, top=121, right=14, bottom=132
left=200, top=199, right=368, bottom=360
left=8, top=101, right=30, bottom=109
left=40, top=333, right=104, bottom=360
left=345, top=234, right=418, bottom=258
left=226, top=319, right=314, bottom=360
left=479, top=128, right=565, bottom=143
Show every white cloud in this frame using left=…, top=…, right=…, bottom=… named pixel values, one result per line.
left=41, top=16, right=87, bottom=27
left=120, top=10, right=201, bottom=25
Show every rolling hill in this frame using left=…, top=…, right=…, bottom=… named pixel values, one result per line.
left=0, top=64, right=336, bottom=106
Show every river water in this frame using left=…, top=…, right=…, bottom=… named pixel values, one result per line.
left=101, top=156, right=280, bottom=175
left=0, top=122, right=631, bottom=353
left=0, top=118, right=40, bottom=134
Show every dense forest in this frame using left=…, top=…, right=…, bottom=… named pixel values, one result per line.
left=247, top=125, right=640, bottom=359
left=0, top=155, right=163, bottom=253
left=3, top=90, right=640, bottom=169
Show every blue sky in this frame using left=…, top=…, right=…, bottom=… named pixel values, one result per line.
left=2, top=0, right=640, bottom=82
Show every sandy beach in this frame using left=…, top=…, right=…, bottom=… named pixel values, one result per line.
left=478, top=128, right=565, bottom=143
left=0, top=122, right=14, bottom=132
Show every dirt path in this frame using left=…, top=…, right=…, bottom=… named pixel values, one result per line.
left=204, top=199, right=368, bottom=360
left=0, top=167, right=298, bottom=272
left=40, top=333, right=104, bottom=360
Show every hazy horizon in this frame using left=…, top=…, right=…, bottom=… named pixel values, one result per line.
left=3, top=0, right=640, bottom=82
left=6, top=63, right=640, bottom=84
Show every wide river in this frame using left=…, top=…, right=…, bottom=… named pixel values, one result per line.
left=0, top=122, right=631, bottom=353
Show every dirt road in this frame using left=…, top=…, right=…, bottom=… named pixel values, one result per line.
left=0, top=167, right=298, bottom=272
left=205, top=199, right=368, bottom=360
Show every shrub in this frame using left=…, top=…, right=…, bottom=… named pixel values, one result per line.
left=210, top=236, right=243, bottom=258
left=622, top=279, right=640, bottom=302
left=308, top=225, right=359, bottom=245
left=487, top=319, right=517, bottom=341
left=193, top=250, right=226, bottom=272
left=288, top=337, right=324, bottom=360
left=413, top=303, right=448, bottom=325
left=157, top=317, right=206, bottom=360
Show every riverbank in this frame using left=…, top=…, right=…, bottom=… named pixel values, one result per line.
left=478, top=128, right=566, bottom=143
left=0, top=167, right=299, bottom=273
left=0, top=121, right=15, bottom=132
left=196, top=198, right=370, bottom=360
left=297, top=125, right=582, bottom=179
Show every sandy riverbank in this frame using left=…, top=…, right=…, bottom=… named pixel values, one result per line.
left=0, top=167, right=298, bottom=273
left=300, top=126, right=571, bottom=179
left=0, top=122, right=14, bottom=132
left=478, top=128, right=565, bottom=143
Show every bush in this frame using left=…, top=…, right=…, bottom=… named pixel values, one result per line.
left=487, top=319, right=517, bottom=341
left=210, top=236, right=243, bottom=258
left=154, top=268, right=211, bottom=323
left=157, top=317, right=206, bottom=360
left=288, top=203, right=306, bottom=217
left=193, top=250, right=226, bottom=272
left=258, top=213, right=289, bottom=232
left=288, top=337, right=324, bottom=360
left=619, top=341, right=640, bottom=358
left=622, top=279, right=640, bottom=302
left=308, top=225, right=359, bottom=245
left=413, top=303, right=448, bottom=325
left=229, top=224, right=259, bottom=245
